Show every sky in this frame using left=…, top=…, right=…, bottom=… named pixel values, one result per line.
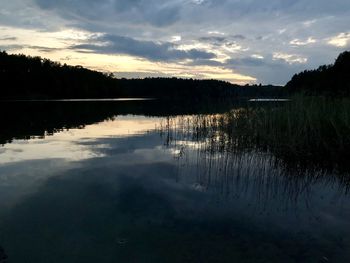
left=0, top=0, right=349, bottom=85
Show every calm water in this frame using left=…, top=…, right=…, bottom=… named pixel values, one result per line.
left=0, top=100, right=349, bottom=263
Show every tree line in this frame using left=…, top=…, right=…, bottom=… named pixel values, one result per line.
left=286, top=51, right=350, bottom=96
left=1, top=50, right=349, bottom=100
left=0, top=51, right=283, bottom=100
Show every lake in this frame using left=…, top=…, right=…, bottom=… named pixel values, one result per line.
left=0, top=100, right=349, bottom=263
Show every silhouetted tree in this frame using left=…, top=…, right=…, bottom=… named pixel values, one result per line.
left=286, top=51, right=350, bottom=96
left=0, top=50, right=283, bottom=100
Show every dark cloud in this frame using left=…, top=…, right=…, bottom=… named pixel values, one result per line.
left=225, top=55, right=308, bottom=84
left=34, top=0, right=181, bottom=27
left=226, top=57, right=265, bottom=67
left=0, top=44, right=61, bottom=53
left=30, top=46, right=62, bottom=53
left=231, top=34, right=246, bottom=40
left=0, top=44, right=25, bottom=51
left=198, top=35, right=247, bottom=48
left=71, top=34, right=216, bottom=61
left=0, top=37, right=17, bottom=41
left=203, top=0, right=350, bottom=17
left=199, top=36, right=226, bottom=43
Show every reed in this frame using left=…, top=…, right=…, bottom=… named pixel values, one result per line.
left=157, top=98, right=350, bottom=200
left=244, top=96, right=350, bottom=171
left=158, top=95, right=350, bottom=172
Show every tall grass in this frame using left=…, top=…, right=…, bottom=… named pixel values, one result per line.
left=157, top=97, right=350, bottom=199
left=244, top=96, right=350, bottom=171
left=158, top=96, right=350, bottom=172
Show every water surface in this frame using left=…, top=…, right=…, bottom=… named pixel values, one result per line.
left=0, top=101, right=349, bottom=263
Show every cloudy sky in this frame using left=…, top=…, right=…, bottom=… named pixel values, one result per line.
left=1, top=0, right=349, bottom=84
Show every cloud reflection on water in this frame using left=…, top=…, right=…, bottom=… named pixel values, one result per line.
left=0, top=114, right=350, bottom=262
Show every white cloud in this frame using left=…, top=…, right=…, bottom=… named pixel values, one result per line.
left=208, top=31, right=225, bottom=35
left=171, top=35, right=182, bottom=42
left=251, top=54, right=264, bottom=59
left=192, top=0, right=205, bottom=4
left=303, top=19, right=317, bottom=27
left=278, top=28, right=287, bottom=34
left=328, top=32, right=350, bottom=47
left=290, top=37, right=316, bottom=46
left=273, top=52, right=308, bottom=64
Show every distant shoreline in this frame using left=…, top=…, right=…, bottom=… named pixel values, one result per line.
left=2, top=98, right=155, bottom=102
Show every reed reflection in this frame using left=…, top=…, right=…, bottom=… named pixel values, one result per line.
left=158, top=113, right=350, bottom=209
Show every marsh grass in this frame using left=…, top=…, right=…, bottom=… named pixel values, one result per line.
left=158, top=95, right=350, bottom=173
left=157, top=106, right=350, bottom=204
left=244, top=96, right=350, bottom=171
